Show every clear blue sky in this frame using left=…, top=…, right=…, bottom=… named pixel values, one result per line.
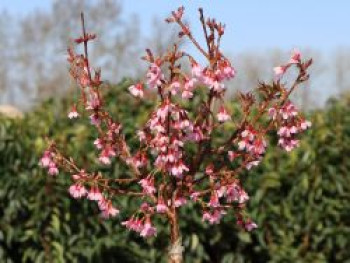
left=1, top=0, right=349, bottom=54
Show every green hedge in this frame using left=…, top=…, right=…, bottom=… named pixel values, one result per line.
left=0, top=81, right=349, bottom=262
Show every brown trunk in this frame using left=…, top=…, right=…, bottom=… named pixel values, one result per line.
left=168, top=208, right=183, bottom=263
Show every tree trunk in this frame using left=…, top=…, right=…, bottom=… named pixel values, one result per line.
left=168, top=208, right=183, bottom=263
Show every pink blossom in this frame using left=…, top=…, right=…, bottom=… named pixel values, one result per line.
left=147, top=63, right=164, bottom=89
left=191, top=63, right=203, bottom=79
left=139, top=177, right=156, bottom=195
left=226, top=184, right=249, bottom=204
left=187, top=126, right=204, bottom=142
left=202, top=209, right=226, bottom=224
left=171, top=162, right=189, bottom=178
left=190, top=191, right=200, bottom=201
left=246, top=160, right=260, bottom=170
left=89, top=113, right=101, bottom=126
left=280, top=101, right=298, bottom=120
left=248, top=138, right=267, bottom=156
left=39, top=151, right=52, bottom=168
left=215, top=187, right=226, bottom=198
left=171, top=6, right=185, bottom=21
left=48, top=162, right=59, bottom=176
left=278, top=126, right=293, bottom=137
left=100, top=200, right=120, bottom=218
left=86, top=94, right=101, bottom=110
left=132, top=151, right=148, bottom=168
left=98, top=152, right=111, bottom=165
left=289, top=49, right=301, bottom=64
left=228, top=151, right=238, bottom=162
left=216, top=59, right=235, bottom=80
left=69, top=184, right=87, bottom=199
left=273, top=65, right=288, bottom=77
left=238, top=139, right=249, bottom=151
left=88, top=186, right=103, bottom=201
left=222, top=65, right=235, bottom=80
left=245, top=220, right=258, bottom=231
left=217, top=106, right=231, bottom=122
left=170, top=81, right=181, bottom=95
left=300, top=119, right=312, bottom=130
left=208, top=193, right=220, bottom=207
left=140, top=202, right=153, bottom=213
left=156, top=198, right=168, bottom=213
left=278, top=138, right=299, bottom=152
left=205, top=164, right=214, bottom=176
left=156, top=103, right=170, bottom=121
left=140, top=219, right=157, bottom=237
left=182, top=78, right=196, bottom=99
left=174, top=196, right=187, bottom=207
left=242, top=128, right=256, bottom=140
left=137, top=130, right=146, bottom=142
left=179, top=119, right=193, bottom=130
left=122, top=217, right=143, bottom=232
left=93, top=138, right=103, bottom=149
left=182, top=89, right=193, bottom=99
left=211, top=81, right=225, bottom=92
left=68, top=106, right=79, bottom=119
left=128, top=83, right=144, bottom=98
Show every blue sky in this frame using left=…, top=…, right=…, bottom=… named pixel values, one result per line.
left=1, top=0, right=349, bottom=53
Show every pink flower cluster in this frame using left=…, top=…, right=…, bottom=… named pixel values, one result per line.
left=93, top=122, right=122, bottom=165
left=39, top=150, right=59, bottom=176
left=190, top=59, right=235, bottom=93
left=269, top=101, right=311, bottom=152
left=141, top=99, right=194, bottom=178
left=68, top=171, right=119, bottom=218
left=122, top=216, right=157, bottom=237
left=146, top=62, right=164, bottom=89
left=236, top=127, right=267, bottom=170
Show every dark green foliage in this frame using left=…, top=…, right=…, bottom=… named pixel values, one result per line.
left=0, top=82, right=349, bottom=262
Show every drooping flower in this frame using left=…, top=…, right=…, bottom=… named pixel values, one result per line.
left=122, top=217, right=143, bottom=232
left=174, top=195, right=187, bottom=207
left=217, top=106, right=231, bottom=122
left=156, top=197, right=168, bottom=213
left=68, top=105, right=79, bottom=119
left=69, top=183, right=87, bottom=199
left=87, top=186, right=103, bottom=201
left=139, top=177, right=156, bottom=195
left=171, top=161, right=189, bottom=178
left=273, top=65, right=288, bottom=77
left=208, top=193, right=220, bottom=208
left=128, top=83, right=144, bottom=98
left=245, top=220, right=258, bottom=231
left=146, top=63, right=164, bottom=89
left=300, top=119, right=312, bottom=130
left=89, top=113, right=101, bottom=126
left=93, top=138, right=103, bottom=149
left=191, top=63, right=203, bottom=80
left=140, top=218, right=157, bottom=237
left=39, top=151, right=52, bottom=168
left=100, top=201, right=120, bottom=218
left=48, top=162, right=59, bottom=176
left=202, top=209, right=226, bottom=224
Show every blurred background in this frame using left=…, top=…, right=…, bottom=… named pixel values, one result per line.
left=0, top=1, right=349, bottom=262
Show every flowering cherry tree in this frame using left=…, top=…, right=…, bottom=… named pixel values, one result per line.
left=40, top=7, right=312, bottom=263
